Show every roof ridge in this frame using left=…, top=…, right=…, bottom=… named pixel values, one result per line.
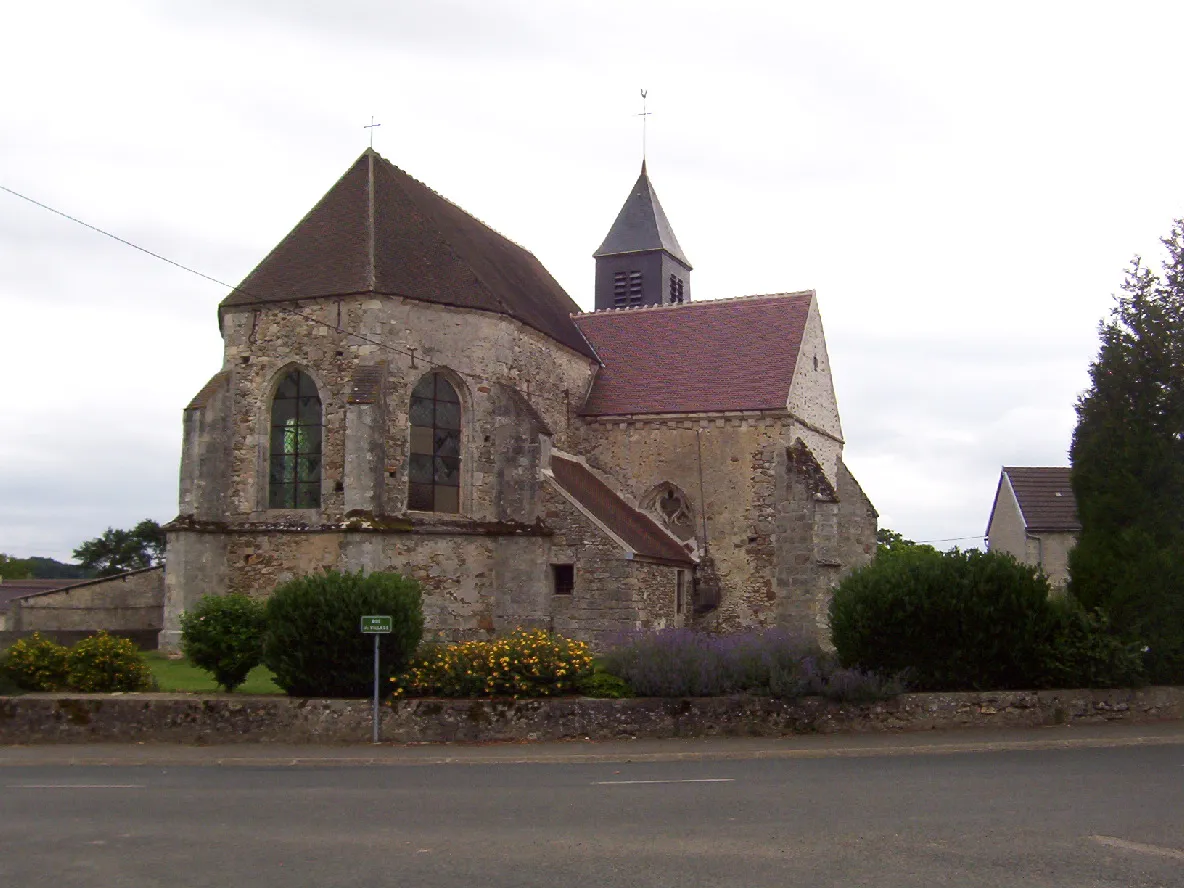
left=573, top=290, right=815, bottom=319
left=371, top=150, right=540, bottom=261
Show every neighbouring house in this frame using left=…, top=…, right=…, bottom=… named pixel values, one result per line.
left=986, top=466, right=1080, bottom=590
left=161, top=151, right=877, bottom=649
left=1, top=567, right=164, bottom=649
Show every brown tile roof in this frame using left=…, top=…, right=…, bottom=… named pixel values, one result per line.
left=574, top=292, right=813, bottom=416
left=1004, top=467, right=1080, bottom=533
left=549, top=455, right=693, bottom=565
left=220, top=150, right=597, bottom=361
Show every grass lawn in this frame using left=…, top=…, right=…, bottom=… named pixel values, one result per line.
left=143, top=651, right=283, bottom=695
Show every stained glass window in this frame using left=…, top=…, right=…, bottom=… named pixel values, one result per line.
left=269, top=369, right=322, bottom=509
left=408, top=373, right=461, bottom=513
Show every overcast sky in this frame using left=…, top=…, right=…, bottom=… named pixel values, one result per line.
left=3, top=1, right=1184, bottom=561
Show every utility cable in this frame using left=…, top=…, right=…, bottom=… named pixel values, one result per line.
left=0, top=183, right=577, bottom=410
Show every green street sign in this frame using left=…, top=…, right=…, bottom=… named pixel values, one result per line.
left=360, top=615, right=393, bottom=634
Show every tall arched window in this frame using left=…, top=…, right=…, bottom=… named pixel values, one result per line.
left=269, top=369, right=322, bottom=509
left=408, top=372, right=461, bottom=513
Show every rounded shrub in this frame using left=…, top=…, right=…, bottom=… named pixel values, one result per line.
left=180, top=593, right=267, bottom=692
left=829, top=548, right=1053, bottom=691
left=263, top=570, right=424, bottom=698
left=1, top=633, right=69, bottom=691
left=65, top=632, right=153, bottom=692
left=395, top=629, right=593, bottom=698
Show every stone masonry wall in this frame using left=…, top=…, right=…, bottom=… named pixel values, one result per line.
left=572, top=416, right=874, bottom=638
left=163, top=527, right=554, bottom=645
left=542, top=482, right=683, bottom=648
left=785, top=297, right=843, bottom=486
left=4, top=687, right=1181, bottom=745
left=207, top=296, right=594, bottom=524
left=11, top=568, right=163, bottom=638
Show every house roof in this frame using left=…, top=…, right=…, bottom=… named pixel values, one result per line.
left=1001, top=466, right=1080, bottom=533
left=593, top=161, right=691, bottom=267
left=549, top=455, right=693, bottom=565
left=220, top=150, right=597, bottom=361
left=574, top=292, right=813, bottom=416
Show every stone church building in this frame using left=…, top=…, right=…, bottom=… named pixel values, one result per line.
left=160, top=150, right=876, bottom=649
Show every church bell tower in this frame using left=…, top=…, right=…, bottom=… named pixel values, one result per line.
left=593, top=161, right=692, bottom=311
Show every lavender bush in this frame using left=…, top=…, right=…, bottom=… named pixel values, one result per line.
left=600, top=629, right=904, bottom=701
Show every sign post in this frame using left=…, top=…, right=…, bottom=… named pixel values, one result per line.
left=360, top=615, right=393, bottom=744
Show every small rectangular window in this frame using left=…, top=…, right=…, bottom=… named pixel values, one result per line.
left=676, top=569, right=686, bottom=614
left=552, top=564, right=574, bottom=596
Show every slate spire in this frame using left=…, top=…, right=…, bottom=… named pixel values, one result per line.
left=593, top=162, right=692, bottom=311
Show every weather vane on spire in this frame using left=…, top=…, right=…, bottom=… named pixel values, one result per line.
left=637, top=89, right=651, bottom=162
left=364, top=116, right=381, bottom=149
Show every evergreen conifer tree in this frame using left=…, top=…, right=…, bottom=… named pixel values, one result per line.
left=1070, top=220, right=1184, bottom=682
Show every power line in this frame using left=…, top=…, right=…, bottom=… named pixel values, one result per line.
left=914, top=535, right=986, bottom=544
left=0, top=183, right=576, bottom=411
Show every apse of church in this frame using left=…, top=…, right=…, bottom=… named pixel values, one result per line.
left=161, top=150, right=875, bottom=650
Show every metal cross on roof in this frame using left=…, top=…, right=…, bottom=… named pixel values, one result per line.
left=364, top=116, right=381, bottom=148
left=637, top=89, right=651, bottom=161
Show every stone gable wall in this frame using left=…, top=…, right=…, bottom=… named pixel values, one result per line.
left=986, top=477, right=1028, bottom=562
left=571, top=416, right=875, bottom=639
left=785, top=297, right=843, bottom=486
left=542, top=481, right=684, bottom=648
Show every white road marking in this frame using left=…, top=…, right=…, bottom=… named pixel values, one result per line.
left=1091, top=835, right=1184, bottom=861
left=8, top=784, right=146, bottom=789
left=594, top=778, right=735, bottom=785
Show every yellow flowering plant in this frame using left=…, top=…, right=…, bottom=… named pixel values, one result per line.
left=1, top=632, right=70, bottom=691
left=393, top=629, right=593, bottom=698
left=65, top=631, right=153, bottom=693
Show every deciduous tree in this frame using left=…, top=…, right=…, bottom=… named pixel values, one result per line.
left=72, top=520, right=166, bottom=577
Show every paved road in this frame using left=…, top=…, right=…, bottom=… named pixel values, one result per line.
left=2, top=726, right=1183, bottom=887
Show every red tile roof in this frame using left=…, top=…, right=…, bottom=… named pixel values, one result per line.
left=221, top=150, right=597, bottom=361
left=1003, top=467, right=1080, bottom=533
left=549, top=455, right=693, bottom=565
left=574, top=292, right=813, bottom=416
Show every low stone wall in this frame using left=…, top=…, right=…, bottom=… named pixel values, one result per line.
left=2, top=687, right=1182, bottom=745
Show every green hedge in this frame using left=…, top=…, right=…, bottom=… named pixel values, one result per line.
left=830, top=548, right=1143, bottom=691
left=263, top=570, right=424, bottom=698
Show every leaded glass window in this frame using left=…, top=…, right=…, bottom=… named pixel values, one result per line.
left=408, top=373, right=461, bottom=513
left=268, top=369, right=322, bottom=509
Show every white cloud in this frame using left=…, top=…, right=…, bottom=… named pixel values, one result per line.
left=3, top=0, right=1184, bottom=558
